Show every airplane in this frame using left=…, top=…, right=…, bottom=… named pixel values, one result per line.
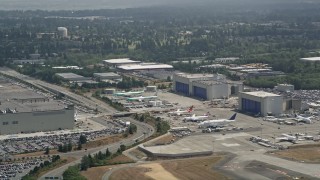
left=183, top=112, right=209, bottom=122
left=294, top=114, right=312, bottom=124
left=127, top=95, right=157, bottom=102
left=168, top=106, right=194, bottom=116
left=198, top=113, right=237, bottom=128
left=276, top=133, right=298, bottom=142
left=114, top=91, right=144, bottom=97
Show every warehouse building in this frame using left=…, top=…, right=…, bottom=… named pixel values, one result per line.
left=117, top=63, right=173, bottom=72
left=172, top=73, right=243, bottom=100
left=93, top=73, right=122, bottom=82
left=103, top=58, right=141, bottom=67
left=238, top=91, right=283, bottom=116
left=0, top=80, right=74, bottom=134
left=56, top=73, right=90, bottom=81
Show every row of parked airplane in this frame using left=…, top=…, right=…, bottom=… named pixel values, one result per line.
left=167, top=105, right=238, bottom=128
left=264, top=114, right=313, bottom=124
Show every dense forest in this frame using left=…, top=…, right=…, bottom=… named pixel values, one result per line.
left=1, top=1, right=320, bottom=89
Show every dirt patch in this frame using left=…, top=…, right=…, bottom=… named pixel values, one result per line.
left=81, top=165, right=113, bottom=180
left=108, top=154, right=135, bottom=164
left=271, top=147, right=320, bottom=163
left=109, top=166, right=153, bottom=180
left=161, top=156, right=229, bottom=180
left=140, top=163, right=178, bottom=180
left=109, top=156, right=229, bottom=180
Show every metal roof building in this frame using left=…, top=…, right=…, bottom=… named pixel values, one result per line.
left=117, top=63, right=174, bottom=71
left=172, top=73, right=243, bottom=100
left=0, top=79, right=74, bottom=134
left=238, top=91, right=283, bottom=116
left=103, top=58, right=141, bottom=67
left=55, top=73, right=90, bottom=81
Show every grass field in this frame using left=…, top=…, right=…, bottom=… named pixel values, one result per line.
left=109, top=156, right=229, bottom=180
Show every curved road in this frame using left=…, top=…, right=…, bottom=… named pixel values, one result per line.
left=0, top=67, right=155, bottom=179
left=39, top=119, right=154, bottom=179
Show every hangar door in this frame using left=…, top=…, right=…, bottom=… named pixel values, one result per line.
left=242, top=98, right=261, bottom=114
left=193, top=86, right=207, bottom=99
left=176, top=81, right=189, bottom=95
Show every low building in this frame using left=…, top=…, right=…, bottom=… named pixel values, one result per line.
left=103, top=58, right=141, bottom=67
left=238, top=91, right=283, bottom=116
left=93, top=73, right=122, bottom=82
left=117, top=63, right=173, bottom=72
left=55, top=73, right=91, bottom=82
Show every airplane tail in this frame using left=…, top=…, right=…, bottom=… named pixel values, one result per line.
left=187, top=105, right=194, bottom=112
left=228, top=113, right=237, bottom=120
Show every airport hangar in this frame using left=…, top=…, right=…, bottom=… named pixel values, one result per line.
left=0, top=80, right=74, bottom=134
left=172, top=73, right=243, bottom=100
left=238, top=91, right=283, bottom=116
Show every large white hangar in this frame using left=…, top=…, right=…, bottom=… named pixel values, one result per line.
left=0, top=78, right=74, bottom=134
left=238, top=91, right=283, bottom=116
left=172, top=73, right=243, bottom=100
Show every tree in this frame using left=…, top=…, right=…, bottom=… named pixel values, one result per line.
left=79, top=135, right=87, bottom=144
left=67, top=142, right=73, bottom=152
left=120, top=145, right=126, bottom=152
left=77, top=142, right=82, bottom=150
left=80, top=155, right=90, bottom=171
left=63, top=166, right=86, bottom=180
left=44, top=147, right=50, bottom=155
left=58, top=145, right=63, bottom=152
left=105, top=148, right=111, bottom=157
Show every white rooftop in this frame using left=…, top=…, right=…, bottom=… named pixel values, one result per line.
left=176, top=73, right=215, bottom=79
left=118, top=64, right=173, bottom=70
left=103, top=58, right=141, bottom=64
left=300, top=57, right=320, bottom=61
left=242, top=91, right=281, bottom=98
left=93, top=72, right=120, bottom=77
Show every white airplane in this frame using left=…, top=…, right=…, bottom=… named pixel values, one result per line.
left=294, top=114, right=312, bottom=124
left=168, top=106, right=194, bottom=116
left=198, top=113, right=237, bottom=128
left=276, top=133, right=297, bottom=142
left=127, top=95, right=157, bottom=102
left=114, top=91, right=144, bottom=97
left=183, top=112, right=209, bottom=122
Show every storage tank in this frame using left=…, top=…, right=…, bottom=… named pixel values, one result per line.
left=57, top=27, right=68, bottom=38
left=104, top=88, right=116, bottom=94
left=146, top=86, right=157, bottom=92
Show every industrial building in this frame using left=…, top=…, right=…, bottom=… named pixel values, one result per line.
left=102, top=58, right=141, bottom=67
left=0, top=79, right=74, bottom=134
left=117, top=63, right=174, bottom=72
left=55, top=73, right=91, bottom=82
left=172, top=73, right=243, bottom=100
left=93, top=73, right=122, bottom=82
left=238, top=91, right=283, bottom=116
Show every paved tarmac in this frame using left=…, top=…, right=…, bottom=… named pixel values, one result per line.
left=142, top=133, right=320, bottom=179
